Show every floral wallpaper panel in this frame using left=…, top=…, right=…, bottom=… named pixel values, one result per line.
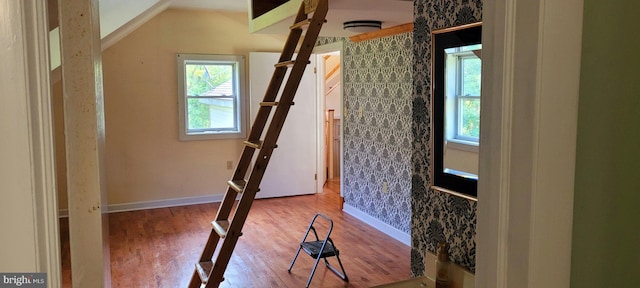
left=412, top=0, right=483, bottom=276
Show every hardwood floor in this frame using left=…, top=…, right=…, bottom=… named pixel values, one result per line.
left=60, top=180, right=411, bottom=287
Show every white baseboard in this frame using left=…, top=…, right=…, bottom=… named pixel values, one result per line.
left=58, top=194, right=224, bottom=218
left=343, top=203, right=411, bottom=246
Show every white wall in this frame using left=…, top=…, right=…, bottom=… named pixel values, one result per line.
left=326, top=82, right=342, bottom=118
left=444, top=145, right=478, bottom=175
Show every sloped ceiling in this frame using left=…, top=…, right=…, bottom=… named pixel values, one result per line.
left=50, top=0, right=412, bottom=70
left=99, top=0, right=412, bottom=43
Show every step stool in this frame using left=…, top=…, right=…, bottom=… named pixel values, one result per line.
left=288, top=213, right=349, bottom=287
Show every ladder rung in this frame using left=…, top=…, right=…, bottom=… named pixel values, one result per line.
left=274, top=60, right=310, bottom=68
left=195, top=261, right=213, bottom=284
left=227, top=180, right=246, bottom=193
left=260, top=101, right=295, bottom=107
left=275, top=60, right=296, bottom=68
left=290, top=19, right=327, bottom=30
left=290, top=19, right=312, bottom=30
left=189, top=0, right=328, bottom=286
left=212, top=220, right=230, bottom=238
left=243, top=140, right=262, bottom=149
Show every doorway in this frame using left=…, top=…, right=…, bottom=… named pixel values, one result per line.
left=314, top=42, right=344, bottom=203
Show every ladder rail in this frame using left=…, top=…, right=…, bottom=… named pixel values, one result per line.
left=189, top=0, right=329, bottom=287
left=241, top=3, right=328, bottom=196
left=245, top=3, right=308, bottom=144
left=223, top=7, right=309, bottom=231
left=203, top=187, right=258, bottom=286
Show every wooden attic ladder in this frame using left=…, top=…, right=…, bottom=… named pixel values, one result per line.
left=188, top=1, right=329, bottom=287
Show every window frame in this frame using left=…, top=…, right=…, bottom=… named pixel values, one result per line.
left=176, top=54, right=247, bottom=141
left=432, top=23, right=482, bottom=198
left=450, top=50, right=481, bottom=144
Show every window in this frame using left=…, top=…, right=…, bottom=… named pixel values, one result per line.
left=177, top=54, right=246, bottom=140
left=444, top=44, right=482, bottom=145
left=432, top=23, right=482, bottom=198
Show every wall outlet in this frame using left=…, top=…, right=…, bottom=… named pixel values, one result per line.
left=358, top=105, right=363, bottom=118
left=226, top=160, right=233, bottom=170
left=382, top=181, right=388, bottom=193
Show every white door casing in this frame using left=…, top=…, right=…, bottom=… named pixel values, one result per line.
left=313, top=41, right=345, bottom=196
left=475, top=0, right=583, bottom=287
left=0, top=0, right=61, bottom=284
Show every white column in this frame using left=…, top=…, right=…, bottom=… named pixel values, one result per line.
left=476, top=0, right=583, bottom=287
left=58, top=0, right=111, bottom=286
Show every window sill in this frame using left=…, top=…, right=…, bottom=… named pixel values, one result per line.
left=445, top=139, right=479, bottom=153
left=180, top=131, right=245, bottom=141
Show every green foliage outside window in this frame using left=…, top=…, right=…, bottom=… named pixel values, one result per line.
left=460, top=56, right=481, bottom=139
left=460, top=99, right=480, bottom=138
left=185, top=64, right=232, bottom=129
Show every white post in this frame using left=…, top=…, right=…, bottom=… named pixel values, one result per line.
left=58, top=0, right=111, bottom=286
left=476, top=0, right=583, bottom=287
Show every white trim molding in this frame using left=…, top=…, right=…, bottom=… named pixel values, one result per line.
left=59, top=194, right=226, bottom=217
left=24, top=0, right=62, bottom=285
left=343, top=204, right=411, bottom=246
left=1, top=0, right=61, bottom=285
left=313, top=41, right=345, bottom=195
left=476, top=0, right=583, bottom=287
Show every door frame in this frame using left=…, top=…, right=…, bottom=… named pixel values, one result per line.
left=476, top=0, right=583, bottom=287
left=313, top=41, right=345, bottom=195
left=4, top=1, right=61, bottom=285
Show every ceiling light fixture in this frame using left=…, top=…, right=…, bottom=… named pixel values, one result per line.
left=343, top=20, right=382, bottom=33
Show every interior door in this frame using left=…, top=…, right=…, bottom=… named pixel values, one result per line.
left=249, top=52, right=317, bottom=198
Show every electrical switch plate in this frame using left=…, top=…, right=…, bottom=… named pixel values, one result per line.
left=226, top=160, right=233, bottom=170
left=358, top=105, right=363, bottom=118
left=382, top=181, right=388, bottom=193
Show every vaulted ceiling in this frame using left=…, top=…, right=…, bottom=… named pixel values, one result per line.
left=48, top=0, right=412, bottom=70
left=97, top=0, right=413, bottom=39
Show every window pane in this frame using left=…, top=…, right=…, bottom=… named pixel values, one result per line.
left=461, top=57, right=481, bottom=96
left=187, top=98, right=235, bottom=131
left=459, top=98, right=480, bottom=138
left=185, top=63, right=233, bottom=96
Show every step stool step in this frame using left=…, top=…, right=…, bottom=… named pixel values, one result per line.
left=301, top=240, right=338, bottom=258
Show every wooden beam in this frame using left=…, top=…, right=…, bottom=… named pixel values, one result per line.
left=48, top=0, right=58, bottom=30
left=59, top=0, right=111, bottom=286
left=325, top=63, right=340, bottom=80
left=349, top=23, right=414, bottom=43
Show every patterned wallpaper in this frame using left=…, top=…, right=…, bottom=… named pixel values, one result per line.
left=317, top=0, right=481, bottom=274
left=411, top=0, right=482, bottom=275
left=317, top=35, right=414, bottom=235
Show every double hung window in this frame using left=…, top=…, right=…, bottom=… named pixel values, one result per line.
left=177, top=54, right=246, bottom=140
left=444, top=44, right=481, bottom=145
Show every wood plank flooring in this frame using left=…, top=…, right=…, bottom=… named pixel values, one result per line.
left=60, top=180, right=411, bottom=287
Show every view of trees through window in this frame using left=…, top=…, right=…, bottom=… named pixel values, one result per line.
left=459, top=55, right=481, bottom=139
left=185, top=63, right=234, bottom=130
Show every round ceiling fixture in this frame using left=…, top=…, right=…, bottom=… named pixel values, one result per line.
left=343, top=20, right=382, bottom=33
